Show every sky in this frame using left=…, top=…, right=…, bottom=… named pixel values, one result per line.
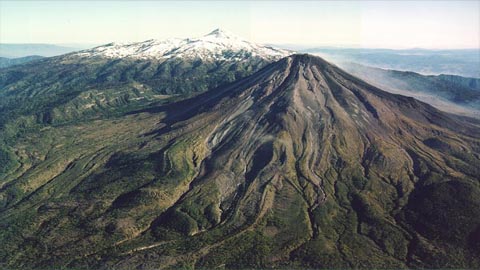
left=0, top=0, right=479, bottom=49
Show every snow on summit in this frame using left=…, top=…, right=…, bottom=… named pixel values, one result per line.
left=75, top=29, right=292, bottom=61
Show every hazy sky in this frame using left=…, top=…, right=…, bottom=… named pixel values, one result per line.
left=1, top=1, right=479, bottom=49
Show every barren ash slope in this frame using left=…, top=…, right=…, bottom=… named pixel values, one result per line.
left=1, top=54, right=480, bottom=269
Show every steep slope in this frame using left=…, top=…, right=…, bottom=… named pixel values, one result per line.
left=1, top=55, right=479, bottom=269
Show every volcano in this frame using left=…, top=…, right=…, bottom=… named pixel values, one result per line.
left=1, top=55, right=479, bottom=269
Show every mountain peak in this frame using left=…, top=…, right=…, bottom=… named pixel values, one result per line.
left=287, top=53, right=331, bottom=67
left=204, top=28, right=237, bottom=39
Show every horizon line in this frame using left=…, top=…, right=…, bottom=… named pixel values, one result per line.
left=1, top=42, right=479, bottom=51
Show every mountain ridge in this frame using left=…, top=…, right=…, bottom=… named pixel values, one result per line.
left=72, top=28, right=292, bottom=61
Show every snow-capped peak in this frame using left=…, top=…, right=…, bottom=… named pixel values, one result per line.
left=204, top=28, right=239, bottom=39
left=74, top=29, right=292, bottom=61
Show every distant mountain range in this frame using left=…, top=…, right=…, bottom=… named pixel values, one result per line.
left=0, top=30, right=479, bottom=269
left=305, top=47, right=480, bottom=78
left=0, top=44, right=83, bottom=58
left=339, top=62, right=480, bottom=117
left=0, top=55, right=44, bottom=68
